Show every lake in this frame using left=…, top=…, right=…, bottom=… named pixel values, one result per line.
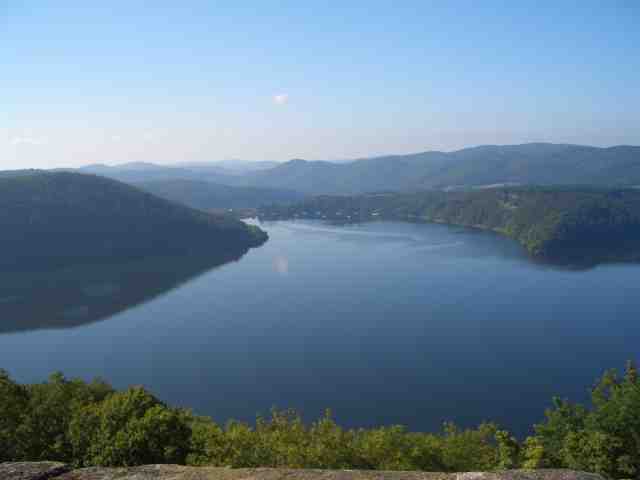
left=1, top=220, right=638, bottom=437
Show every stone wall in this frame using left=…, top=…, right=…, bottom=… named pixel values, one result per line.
left=0, top=463, right=605, bottom=480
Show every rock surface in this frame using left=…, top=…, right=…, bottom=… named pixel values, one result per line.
left=0, top=464, right=605, bottom=480
left=0, top=463, right=70, bottom=480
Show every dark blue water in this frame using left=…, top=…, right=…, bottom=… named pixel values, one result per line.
left=1, top=220, right=638, bottom=436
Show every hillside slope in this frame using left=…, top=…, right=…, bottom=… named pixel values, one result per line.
left=69, top=144, right=640, bottom=196
left=0, top=172, right=267, bottom=271
left=240, top=144, right=640, bottom=194
left=135, top=179, right=305, bottom=210
left=76, top=161, right=278, bottom=184
left=77, top=162, right=237, bottom=184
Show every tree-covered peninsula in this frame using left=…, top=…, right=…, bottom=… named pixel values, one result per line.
left=0, top=171, right=267, bottom=272
left=259, top=187, right=640, bottom=265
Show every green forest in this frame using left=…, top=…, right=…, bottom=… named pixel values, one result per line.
left=0, top=172, right=267, bottom=272
left=259, top=187, right=640, bottom=265
left=1, top=363, right=639, bottom=478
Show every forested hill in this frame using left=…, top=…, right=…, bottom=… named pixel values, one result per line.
left=0, top=171, right=267, bottom=271
left=69, top=144, right=640, bottom=197
left=135, top=179, right=306, bottom=211
left=241, top=144, right=640, bottom=194
left=259, top=187, right=640, bottom=265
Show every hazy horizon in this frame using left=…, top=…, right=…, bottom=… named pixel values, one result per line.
left=32, top=141, right=640, bottom=171
left=4, top=140, right=640, bottom=172
left=4, top=2, right=639, bottom=169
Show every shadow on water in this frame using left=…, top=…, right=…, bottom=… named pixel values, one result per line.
left=0, top=250, right=246, bottom=334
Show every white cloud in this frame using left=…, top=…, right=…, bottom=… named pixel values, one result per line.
left=273, top=93, right=289, bottom=105
left=10, top=136, right=46, bottom=146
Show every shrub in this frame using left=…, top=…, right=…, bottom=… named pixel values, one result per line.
left=2, top=362, right=639, bottom=478
left=69, top=386, right=191, bottom=466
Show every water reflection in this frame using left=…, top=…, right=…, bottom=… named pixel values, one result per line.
left=1, top=220, right=639, bottom=437
left=0, top=251, right=244, bottom=333
left=273, top=256, right=289, bottom=275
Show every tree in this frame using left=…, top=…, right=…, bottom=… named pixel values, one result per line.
left=0, top=370, right=28, bottom=461
left=69, top=386, right=191, bottom=467
left=440, top=422, right=499, bottom=472
left=529, top=361, right=640, bottom=478
left=495, top=429, right=520, bottom=469
left=17, top=372, right=108, bottom=462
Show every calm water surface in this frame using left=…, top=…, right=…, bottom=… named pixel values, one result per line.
left=2, top=220, right=639, bottom=436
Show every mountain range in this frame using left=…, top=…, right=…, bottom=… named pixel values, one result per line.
left=239, top=143, right=640, bottom=194
left=136, top=179, right=305, bottom=211
left=74, top=144, right=640, bottom=197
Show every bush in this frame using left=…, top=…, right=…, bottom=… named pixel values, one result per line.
left=527, top=361, right=640, bottom=478
left=0, top=369, right=28, bottom=461
left=1, top=362, right=639, bottom=477
left=69, top=387, right=191, bottom=467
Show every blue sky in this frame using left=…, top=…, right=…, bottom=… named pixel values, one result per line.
left=2, top=1, right=639, bottom=168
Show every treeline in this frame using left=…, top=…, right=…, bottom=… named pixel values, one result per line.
left=2, top=363, right=639, bottom=478
left=259, top=187, right=640, bottom=264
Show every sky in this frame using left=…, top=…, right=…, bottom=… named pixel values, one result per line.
left=2, top=1, right=639, bottom=169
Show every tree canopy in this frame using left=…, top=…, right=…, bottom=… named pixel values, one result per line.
left=1, top=363, right=639, bottom=477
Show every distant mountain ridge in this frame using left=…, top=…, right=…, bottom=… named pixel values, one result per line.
left=71, top=143, right=640, bottom=196
left=240, top=143, right=640, bottom=194
left=71, top=163, right=303, bottom=210
left=76, top=162, right=235, bottom=183
left=135, top=179, right=306, bottom=211
left=76, top=160, right=281, bottom=183
left=179, top=160, right=281, bottom=174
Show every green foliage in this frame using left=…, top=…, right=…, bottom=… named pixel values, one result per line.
left=528, top=361, right=640, bottom=478
left=187, top=410, right=494, bottom=472
left=528, top=396, right=588, bottom=467
left=16, top=372, right=114, bottom=463
left=185, top=415, right=226, bottom=466
left=521, top=436, right=546, bottom=469
left=0, top=369, right=29, bottom=461
left=69, top=387, right=191, bottom=467
left=2, top=363, right=640, bottom=477
left=561, top=430, right=623, bottom=477
left=495, top=429, right=520, bottom=469
left=352, top=425, right=417, bottom=470
left=439, top=422, right=498, bottom=472
left=304, top=411, right=358, bottom=469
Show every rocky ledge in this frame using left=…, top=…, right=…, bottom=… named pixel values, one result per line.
left=0, top=464, right=605, bottom=480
